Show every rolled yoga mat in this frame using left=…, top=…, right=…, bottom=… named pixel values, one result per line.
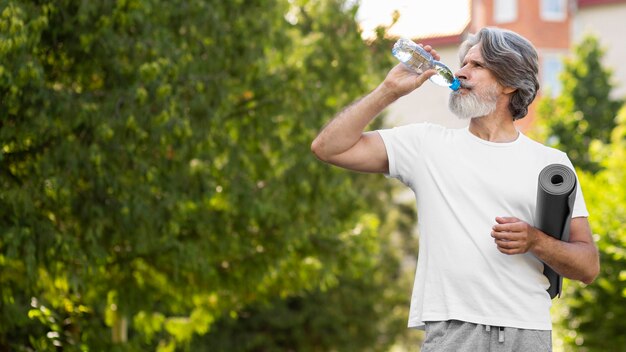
left=535, top=163, right=577, bottom=299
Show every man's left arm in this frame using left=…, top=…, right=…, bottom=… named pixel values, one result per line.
left=492, top=216, right=600, bottom=284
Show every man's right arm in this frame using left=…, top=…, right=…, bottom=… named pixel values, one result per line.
left=310, top=62, right=437, bottom=174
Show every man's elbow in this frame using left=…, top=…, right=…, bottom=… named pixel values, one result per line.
left=581, top=274, right=597, bottom=286
left=310, top=137, right=329, bottom=162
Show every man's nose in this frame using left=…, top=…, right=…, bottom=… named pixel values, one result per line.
left=455, top=66, right=467, bottom=80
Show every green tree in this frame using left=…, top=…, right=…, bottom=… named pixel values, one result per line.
left=194, top=197, right=418, bottom=352
left=536, top=35, right=622, bottom=173
left=555, top=104, right=626, bottom=351
left=537, top=33, right=626, bottom=352
left=1, top=0, right=411, bottom=350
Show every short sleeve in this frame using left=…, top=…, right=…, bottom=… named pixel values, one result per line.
left=376, top=123, right=434, bottom=187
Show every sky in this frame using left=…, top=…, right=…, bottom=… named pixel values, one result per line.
left=355, top=0, right=471, bottom=39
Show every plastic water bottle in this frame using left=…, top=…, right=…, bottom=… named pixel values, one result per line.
left=392, top=38, right=460, bottom=91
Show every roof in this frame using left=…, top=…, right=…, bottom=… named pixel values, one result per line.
left=578, top=0, right=626, bottom=7
left=413, top=22, right=471, bottom=47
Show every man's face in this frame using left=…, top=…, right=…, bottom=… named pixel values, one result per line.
left=448, top=44, right=503, bottom=119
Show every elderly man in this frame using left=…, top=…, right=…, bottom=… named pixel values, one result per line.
left=311, top=27, right=599, bottom=351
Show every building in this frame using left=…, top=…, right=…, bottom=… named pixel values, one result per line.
left=573, top=0, right=626, bottom=99
left=384, top=0, right=626, bottom=131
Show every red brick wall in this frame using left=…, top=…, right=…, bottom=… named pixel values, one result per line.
left=471, top=0, right=570, bottom=49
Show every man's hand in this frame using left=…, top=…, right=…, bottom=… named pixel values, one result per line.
left=491, top=216, right=599, bottom=284
left=491, top=216, right=539, bottom=255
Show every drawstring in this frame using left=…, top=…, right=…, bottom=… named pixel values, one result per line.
left=485, top=325, right=505, bottom=343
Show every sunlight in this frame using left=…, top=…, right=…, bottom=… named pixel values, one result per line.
left=356, top=0, right=471, bottom=39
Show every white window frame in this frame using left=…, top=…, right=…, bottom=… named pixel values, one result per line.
left=494, top=0, right=518, bottom=23
left=541, top=0, right=567, bottom=22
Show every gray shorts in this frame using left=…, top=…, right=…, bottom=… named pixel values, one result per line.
left=421, top=320, right=552, bottom=352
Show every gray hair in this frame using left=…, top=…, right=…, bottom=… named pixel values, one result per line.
left=458, top=28, right=540, bottom=120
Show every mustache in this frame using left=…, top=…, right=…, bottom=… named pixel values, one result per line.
left=458, top=81, right=473, bottom=89
left=451, top=81, right=473, bottom=94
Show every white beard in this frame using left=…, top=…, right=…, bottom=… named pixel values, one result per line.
left=448, top=83, right=499, bottom=119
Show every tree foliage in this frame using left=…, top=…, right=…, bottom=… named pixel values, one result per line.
left=1, top=0, right=411, bottom=350
left=537, top=34, right=626, bottom=352
left=536, top=35, right=623, bottom=173
left=556, top=105, right=626, bottom=352
left=194, top=198, right=418, bottom=352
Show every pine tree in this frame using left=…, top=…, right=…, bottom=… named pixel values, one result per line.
left=556, top=104, right=626, bottom=351
left=537, top=35, right=623, bottom=173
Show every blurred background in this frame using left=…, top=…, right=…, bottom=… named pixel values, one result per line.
left=1, top=0, right=625, bottom=351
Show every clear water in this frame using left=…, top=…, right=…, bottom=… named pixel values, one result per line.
left=429, top=73, right=450, bottom=86
left=393, top=49, right=413, bottom=64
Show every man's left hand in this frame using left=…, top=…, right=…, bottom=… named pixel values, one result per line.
left=491, top=216, right=539, bottom=255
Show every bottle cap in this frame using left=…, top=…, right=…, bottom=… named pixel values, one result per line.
left=449, top=78, right=461, bottom=91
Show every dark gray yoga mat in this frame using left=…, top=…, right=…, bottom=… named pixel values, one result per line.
left=535, top=164, right=577, bottom=299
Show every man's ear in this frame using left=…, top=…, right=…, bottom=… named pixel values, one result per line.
left=503, top=86, right=517, bottom=94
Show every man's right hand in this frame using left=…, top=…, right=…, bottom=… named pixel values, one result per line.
left=382, top=63, right=437, bottom=99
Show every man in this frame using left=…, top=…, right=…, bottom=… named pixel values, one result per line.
left=310, top=27, right=599, bottom=351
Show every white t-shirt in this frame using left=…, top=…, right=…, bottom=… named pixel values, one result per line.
left=377, top=123, right=588, bottom=331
